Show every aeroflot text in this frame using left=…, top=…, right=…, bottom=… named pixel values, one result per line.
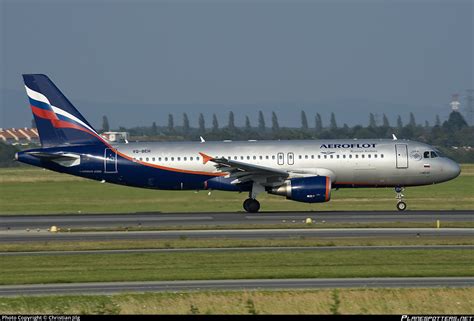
left=320, top=143, right=376, bottom=149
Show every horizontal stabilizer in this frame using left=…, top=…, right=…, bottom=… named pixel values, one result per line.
left=27, top=151, right=81, bottom=167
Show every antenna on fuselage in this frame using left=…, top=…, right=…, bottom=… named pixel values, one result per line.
left=392, top=134, right=398, bottom=140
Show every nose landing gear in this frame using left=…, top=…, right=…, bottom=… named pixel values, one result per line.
left=395, top=187, right=407, bottom=211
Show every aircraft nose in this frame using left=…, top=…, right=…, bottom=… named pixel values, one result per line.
left=446, top=160, right=461, bottom=179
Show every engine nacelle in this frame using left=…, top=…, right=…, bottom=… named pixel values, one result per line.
left=268, top=176, right=331, bottom=203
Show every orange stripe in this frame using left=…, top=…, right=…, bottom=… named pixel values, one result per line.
left=116, top=150, right=225, bottom=177
left=325, top=176, right=330, bottom=201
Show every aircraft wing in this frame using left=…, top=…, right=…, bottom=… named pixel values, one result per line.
left=199, top=152, right=289, bottom=186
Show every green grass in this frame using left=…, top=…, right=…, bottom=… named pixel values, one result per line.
left=0, top=165, right=473, bottom=214
left=1, top=236, right=473, bottom=253
left=0, top=249, right=472, bottom=285
left=1, top=288, right=473, bottom=314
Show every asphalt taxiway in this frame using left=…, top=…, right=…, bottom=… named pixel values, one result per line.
left=0, top=277, right=472, bottom=296
left=1, top=228, right=472, bottom=242
left=1, top=210, right=472, bottom=231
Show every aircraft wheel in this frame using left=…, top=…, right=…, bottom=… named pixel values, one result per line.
left=396, top=201, right=407, bottom=211
left=243, top=198, right=253, bottom=212
left=244, top=199, right=260, bottom=213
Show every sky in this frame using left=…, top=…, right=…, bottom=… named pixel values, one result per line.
left=0, top=0, right=472, bottom=129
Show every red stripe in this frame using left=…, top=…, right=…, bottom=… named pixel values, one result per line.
left=31, top=105, right=58, bottom=120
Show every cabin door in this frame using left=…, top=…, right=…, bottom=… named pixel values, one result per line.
left=104, top=148, right=118, bottom=173
left=395, top=144, right=408, bottom=169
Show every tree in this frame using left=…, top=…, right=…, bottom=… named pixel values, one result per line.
left=443, top=111, right=468, bottom=131
left=183, top=113, right=190, bottom=135
left=258, top=111, right=265, bottom=131
left=315, top=113, right=323, bottom=133
left=167, top=114, right=174, bottom=132
left=435, top=115, right=441, bottom=127
left=330, top=112, right=337, bottom=130
left=198, top=113, right=205, bottom=132
left=424, top=120, right=430, bottom=128
left=212, top=114, right=219, bottom=132
left=151, top=121, right=158, bottom=135
left=228, top=111, right=235, bottom=130
left=102, top=115, right=110, bottom=132
left=397, top=115, right=403, bottom=129
left=409, top=112, right=416, bottom=127
left=369, top=113, right=376, bottom=128
left=272, top=111, right=279, bottom=132
left=245, top=116, right=251, bottom=130
left=382, top=114, right=390, bottom=128
left=301, top=111, right=308, bottom=130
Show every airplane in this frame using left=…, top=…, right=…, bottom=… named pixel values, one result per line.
left=15, top=74, right=461, bottom=213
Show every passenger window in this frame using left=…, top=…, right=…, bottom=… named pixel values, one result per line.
left=374, top=154, right=377, bottom=159
left=330, top=155, right=333, bottom=159
left=171, top=157, right=174, bottom=161
left=361, top=154, right=365, bottom=159
left=381, top=154, right=384, bottom=158
left=355, top=155, right=359, bottom=158
left=343, top=155, right=346, bottom=159
left=247, top=156, right=250, bottom=160
left=184, top=157, right=187, bottom=161
left=241, top=156, right=244, bottom=160
left=311, top=155, right=314, bottom=159
left=139, top=157, right=143, bottom=161
left=368, top=154, right=371, bottom=159
left=272, top=155, right=275, bottom=160
left=299, top=155, right=302, bottom=159
left=146, top=157, right=149, bottom=161
left=318, top=155, right=321, bottom=159
left=324, top=155, right=327, bottom=159
left=266, top=156, right=269, bottom=160
left=305, top=155, right=308, bottom=159
left=196, top=157, right=200, bottom=161
left=190, top=157, right=193, bottom=161
left=177, top=157, right=180, bottom=161
left=349, top=155, right=352, bottom=159
left=253, top=156, right=256, bottom=160
left=337, top=155, right=340, bottom=159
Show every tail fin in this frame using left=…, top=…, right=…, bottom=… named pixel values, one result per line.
left=23, top=74, right=106, bottom=147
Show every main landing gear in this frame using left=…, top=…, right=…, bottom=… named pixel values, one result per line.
left=243, top=198, right=260, bottom=213
left=243, top=182, right=264, bottom=213
left=395, top=186, right=407, bottom=211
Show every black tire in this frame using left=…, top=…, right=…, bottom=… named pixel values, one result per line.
left=246, top=199, right=260, bottom=213
left=243, top=198, right=252, bottom=212
left=396, top=201, right=407, bottom=211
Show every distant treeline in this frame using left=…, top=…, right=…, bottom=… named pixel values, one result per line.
left=1, top=110, right=472, bottom=168
left=108, top=111, right=473, bottom=162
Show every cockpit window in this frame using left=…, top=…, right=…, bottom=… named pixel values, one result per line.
left=434, top=150, right=444, bottom=157
left=430, top=151, right=438, bottom=158
left=423, top=151, right=430, bottom=159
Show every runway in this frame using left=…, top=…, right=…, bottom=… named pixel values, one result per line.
left=0, top=277, right=472, bottom=296
left=1, top=210, right=472, bottom=231
left=1, top=245, right=472, bottom=256
left=1, top=228, right=473, bottom=242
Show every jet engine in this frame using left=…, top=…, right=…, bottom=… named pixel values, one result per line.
left=268, top=176, right=331, bottom=203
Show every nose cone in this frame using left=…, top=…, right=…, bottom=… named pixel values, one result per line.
left=446, top=160, right=461, bottom=180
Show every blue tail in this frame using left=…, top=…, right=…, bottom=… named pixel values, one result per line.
left=23, top=74, right=106, bottom=147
